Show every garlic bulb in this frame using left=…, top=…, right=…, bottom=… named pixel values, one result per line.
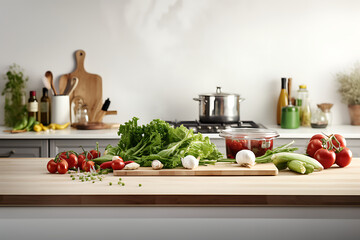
left=152, top=160, right=163, bottom=170
left=124, top=162, right=140, bottom=170
left=181, top=155, right=199, bottom=169
left=236, top=150, right=256, bottom=168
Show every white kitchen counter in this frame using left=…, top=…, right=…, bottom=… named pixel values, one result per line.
left=267, top=125, right=360, bottom=139
left=1, top=125, right=360, bottom=139
left=0, top=126, right=120, bottom=139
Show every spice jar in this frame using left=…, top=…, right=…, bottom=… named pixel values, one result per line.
left=318, top=103, right=333, bottom=126
left=79, top=104, right=89, bottom=124
left=311, top=105, right=329, bottom=128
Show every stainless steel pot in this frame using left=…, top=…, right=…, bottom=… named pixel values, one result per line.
left=193, top=87, right=245, bottom=123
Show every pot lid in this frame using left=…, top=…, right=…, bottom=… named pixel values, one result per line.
left=219, top=128, right=279, bottom=139
left=199, top=87, right=240, bottom=97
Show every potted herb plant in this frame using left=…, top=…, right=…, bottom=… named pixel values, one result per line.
left=1, top=64, right=28, bottom=127
left=337, top=63, right=360, bottom=125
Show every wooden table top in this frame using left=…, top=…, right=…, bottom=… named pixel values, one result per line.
left=1, top=158, right=360, bottom=206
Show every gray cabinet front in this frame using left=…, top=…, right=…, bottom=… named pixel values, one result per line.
left=0, top=139, right=48, bottom=158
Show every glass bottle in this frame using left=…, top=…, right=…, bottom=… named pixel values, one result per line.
left=301, top=98, right=311, bottom=127
left=277, top=78, right=288, bottom=125
left=296, top=85, right=308, bottom=121
left=28, top=91, right=38, bottom=120
left=40, top=88, right=51, bottom=125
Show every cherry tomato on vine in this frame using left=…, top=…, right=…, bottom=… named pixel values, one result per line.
left=66, top=153, right=78, bottom=169
left=331, top=134, right=346, bottom=149
left=306, top=139, right=324, bottom=157
left=310, top=134, right=326, bottom=142
left=57, top=160, right=69, bottom=174
left=89, top=149, right=101, bottom=159
left=77, top=154, right=86, bottom=169
left=47, top=159, right=58, bottom=173
left=82, top=160, right=95, bottom=172
left=335, top=147, right=352, bottom=168
left=314, top=148, right=336, bottom=169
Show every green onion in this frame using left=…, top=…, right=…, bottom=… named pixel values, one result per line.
left=256, top=141, right=298, bottom=163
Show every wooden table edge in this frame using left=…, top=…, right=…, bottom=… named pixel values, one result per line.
left=1, top=194, right=360, bottom=206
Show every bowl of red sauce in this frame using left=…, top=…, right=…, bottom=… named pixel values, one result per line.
left=219, top=128, right=279, bottom=158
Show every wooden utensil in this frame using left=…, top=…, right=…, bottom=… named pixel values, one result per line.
left=113, top=162, right=278, bottom=176
left=66, top=77, right=79, bottom=96
left=58, top=50, right=102, bottom=122
left=45, top=71, right=57, bottom=95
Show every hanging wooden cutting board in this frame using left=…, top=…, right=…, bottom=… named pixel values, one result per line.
left=113, top=162, right=278, bottom=176
left=58, top=50, right=102, bottom=122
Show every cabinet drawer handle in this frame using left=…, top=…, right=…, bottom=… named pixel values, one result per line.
left=0, top=150, right=15, bottom=158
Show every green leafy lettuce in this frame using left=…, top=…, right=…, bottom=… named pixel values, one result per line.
left=105, top=117, right=223, bottom=168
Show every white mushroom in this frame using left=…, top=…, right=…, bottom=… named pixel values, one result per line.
left=152, top=160, right=163, bottom=170
left=123, top=162, right=140, bottom=170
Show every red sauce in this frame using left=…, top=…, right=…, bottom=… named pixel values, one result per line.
left=225, top=139, right=274, bottom=158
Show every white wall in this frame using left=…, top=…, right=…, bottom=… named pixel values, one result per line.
left=1, top=0, right=360, bottom=125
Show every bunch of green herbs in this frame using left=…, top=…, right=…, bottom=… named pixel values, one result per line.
left=2, top=64, right=28, bottom=127
left=104, top=117, right=223, bottom=168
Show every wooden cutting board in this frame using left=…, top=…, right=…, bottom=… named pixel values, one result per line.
left=113, top=162, right=278, bottom=176
left=58, top=50, right=102, bottom=122
left=71, top=122, right=120, bottom=130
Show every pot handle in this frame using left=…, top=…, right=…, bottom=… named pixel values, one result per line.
left=239, top=98, right=245, bottom=103
left=193, top=98, right=207, bottom=103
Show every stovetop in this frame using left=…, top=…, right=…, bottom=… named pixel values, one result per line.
left=166, top=120, right=265, bottom=133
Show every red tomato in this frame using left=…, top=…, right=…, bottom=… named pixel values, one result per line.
left=314, top=148, right=336, bottom=169
left=66, top=153, right=78, bottom=169
left=47, top=159, right=58, bottom=173
left=77, top=154, right=86, bottom=169
left=86, top=150, right=101, bottom=160
left=112, top=160, right=125, bottom=170
left=310, top=134, right=326, bottom=142
left=335, top=147, right=352, bottom=168
left=90, top=150, right=101, bottom=159
left=57, top=160, right=69, bottom=174
left=306, top=139, right=324, bottom=157
left=331, top=134, right=346, bottom=149
left=83, top=161, right=95, bottom=172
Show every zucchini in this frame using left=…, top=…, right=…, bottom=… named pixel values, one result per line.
left=271, top=152, right=323, bottom=171
left=287, top=160, right=306, bottom=174
left=275, top=162, right=288, bottom=170
left=304, top=164, right=314, bottom=174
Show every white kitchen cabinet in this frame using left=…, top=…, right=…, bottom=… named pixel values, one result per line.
left=0, top=140, right=48, bottom=158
